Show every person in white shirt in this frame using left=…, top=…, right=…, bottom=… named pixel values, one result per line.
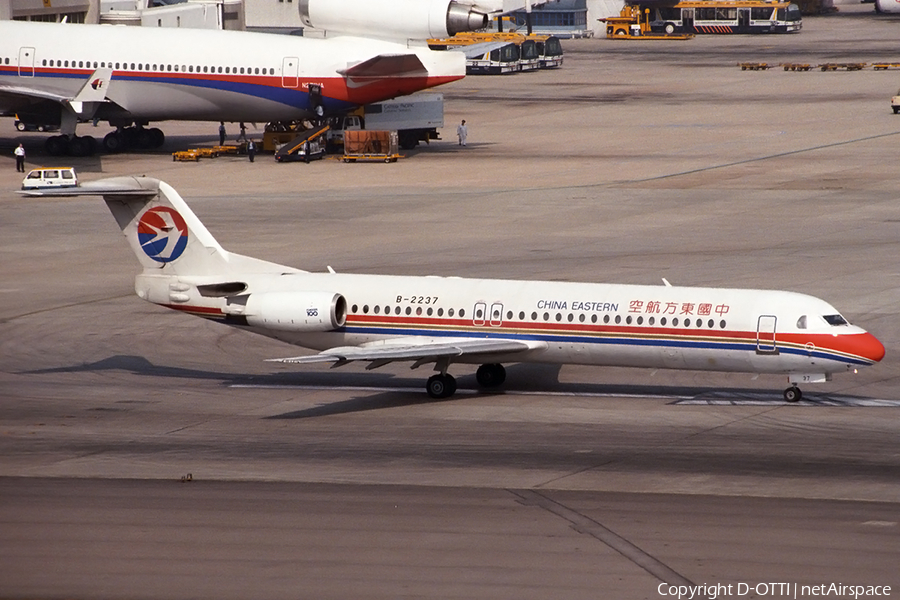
left=14, top=144, right=25, bottom=172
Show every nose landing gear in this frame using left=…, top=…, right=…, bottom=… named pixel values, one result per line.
left=783, top=386, right=802, bottom=402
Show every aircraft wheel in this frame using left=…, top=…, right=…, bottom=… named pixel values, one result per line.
left=783, top=386, right=802, bottom=403
left=67, top=136, right=91, bottom=157
left=82, top=135, right=97, bottom=155
left=149, top=128, right=165, bottom=148
left=476, top=363, right=506, bottom=388
left=121, top=126, right=139, bottom=148
left=45, top=135, right=68, bottom=156
left=426, top=374, right=457, bottom=399
left=104, top=131, right=125, bottom=153
left=136, top=128, right=155, bottom=150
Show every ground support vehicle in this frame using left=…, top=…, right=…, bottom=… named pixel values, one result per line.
left=15, top=117, right=58, bottom=133
left=632, top=0, right=802, bottom=34
left=328, top=93, right=443, bottom=151
left=341, top=130, right=400, bottom=163
left=460, top=41, right=521, bottom=74
left=874, top=63, right=900, bottom=70
left=782, top=62, right=811, bottom=70
left=892, top=90, right=900, bottom=114
left=172, top=150, right=200, bottom=162
left=739, top=62, right=772, bottom=70
left=601, top=6, right=695, bottom=38
left=275, top=125, right=329, bottom=163
left=532, top=34, right=564, bottom=68
left=818, top=62, right=866, bottom=71
left=21, top=167, right=78, bottom=190
left=213, top=145, right=240, bottom=155
left=428, top=32, right=563, bottom=71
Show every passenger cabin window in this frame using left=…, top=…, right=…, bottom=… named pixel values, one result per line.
left=823, top=314, right=848, bottom=326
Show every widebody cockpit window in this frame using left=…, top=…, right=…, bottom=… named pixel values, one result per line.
left=823, top=314, right=848, bottom=326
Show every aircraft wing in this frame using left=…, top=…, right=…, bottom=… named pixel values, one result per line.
left=0, top=68, right=114, bottom=119
left=269, top=338, right=544, bottom=370
left=0, top=84, right=70, bottom=105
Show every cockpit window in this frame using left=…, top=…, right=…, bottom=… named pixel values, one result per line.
left=796, top=315, right=807, bottom=329
left=823, top=314, right=848, bottom=326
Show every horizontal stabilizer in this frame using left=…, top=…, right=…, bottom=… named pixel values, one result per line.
left=269, top=338, right=542, bottom=367
left=20, top=176, right=159, bottom=197
left=338, top=54, right=428, bottom=80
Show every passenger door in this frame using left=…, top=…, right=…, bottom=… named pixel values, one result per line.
left=18, top=47, right=35, bottom=77
left=281, top=57, right=298, bottom=88
left=756, top=315, right=779, bottom=354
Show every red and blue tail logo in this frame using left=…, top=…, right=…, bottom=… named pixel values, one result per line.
left=137, top=207, right=188, bottom=263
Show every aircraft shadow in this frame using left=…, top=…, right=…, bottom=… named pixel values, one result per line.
left=22, top=355, right=890, bottom=418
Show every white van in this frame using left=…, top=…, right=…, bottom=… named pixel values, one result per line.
left=22, top=167, right=78, bottom=190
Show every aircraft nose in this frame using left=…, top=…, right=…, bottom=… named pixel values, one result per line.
left=851, top=331, right=886, bottom=364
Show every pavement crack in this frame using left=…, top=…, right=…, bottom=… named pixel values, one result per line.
left=509, top=489, right=694, bottom=586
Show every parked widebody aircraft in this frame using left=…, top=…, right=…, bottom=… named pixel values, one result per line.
left=0, top=0, right=489, bottom=156
left=28, top=177, right=885, bottom=402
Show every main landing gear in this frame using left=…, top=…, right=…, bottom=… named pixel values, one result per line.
left=43, top=125, right=166, bottom=156
left=783, top=386, right=802, bottom=403
left=44, top=134, right=98, bottom=157
left=425, top=363, right=507, bottom=399
left=103, top=126, right=165, bottom=153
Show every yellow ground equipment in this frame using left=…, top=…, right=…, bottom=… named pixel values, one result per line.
left=600, top=6, right=695, bottom=39
left=172, top=150, right=200, bottom=162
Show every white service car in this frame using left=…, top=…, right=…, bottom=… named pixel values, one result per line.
left=22, top=167, right=78, bottom=190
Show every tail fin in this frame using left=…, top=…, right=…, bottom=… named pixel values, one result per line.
left=24, top=176, right=295, bottom=276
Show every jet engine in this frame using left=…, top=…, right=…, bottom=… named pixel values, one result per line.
left=245, top=291, right=347, bottom=332
left=299, top=0, right=490, bottom=40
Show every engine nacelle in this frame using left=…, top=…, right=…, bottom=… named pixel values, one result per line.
left=245, top=291, right=347, bottom=332
left=299, top=0, right=489, bottom=40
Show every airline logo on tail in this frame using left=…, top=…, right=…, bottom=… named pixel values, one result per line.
left=137, top=207, right=188, bottom=263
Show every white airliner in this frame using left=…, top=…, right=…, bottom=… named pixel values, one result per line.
left=28, top=177, right=885, bottom=402
left=0, top=0, right=489, bottom=156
